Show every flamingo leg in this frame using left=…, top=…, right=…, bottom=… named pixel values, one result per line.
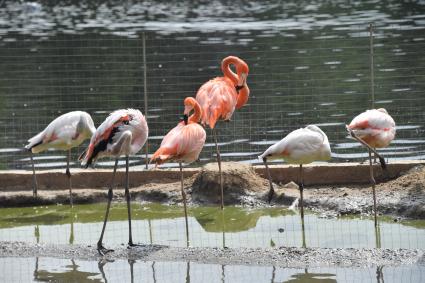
left=125, top=155, right=138, bottom=247
left=301, top=216, right=307, bottom=248
left=97, top=158, right=118, bottom=255
left=299, top=164, right=305, bottom=220
left=263, top=157, right=275, bottom=203
left=66, top=149, right=73, bottom=207
left=348, top=129, right=386, bottom=170
left=179, top=162, right=190, bottom=247
left=369, top=149, right=378, bottom=227
left=30, top=151, right=38, bottom=197
left=213, top=128, right=224, bottom=209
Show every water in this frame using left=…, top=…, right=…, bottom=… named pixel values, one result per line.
left=0, top=203, right=424, bottom=249
left=0, top=1, right=424, bottom=170
left=1, top=257, right=424, bottom=283
left=0, top=203, right=424, bottom=282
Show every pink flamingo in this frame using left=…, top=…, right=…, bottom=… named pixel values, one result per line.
left=151, top=97, right=206, bottom=245
left=80, top=108, right=148, bottom=255
left=259, top=125, right=331, bottom=219
left=347, top=108, right=396, bottom=226
left=195, top=56, right=249, bottom=209
left=25, top=111, right=96, bottom=206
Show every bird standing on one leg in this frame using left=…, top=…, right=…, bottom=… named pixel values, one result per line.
left=80, top=108, right=148, bottom=255
left=347, top=108, right=395, bottom=227
left=25, top=111, right=96, bottom=206
left=195, top=56, right=250, bottom=209
left=259, top=125, right=331, bottom=219
left=151, top=97, right=206, bottom=246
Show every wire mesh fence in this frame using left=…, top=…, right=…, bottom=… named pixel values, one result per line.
left=0, top=24, right=424, bottom=170
left=0, top=22, right=425, bottom=282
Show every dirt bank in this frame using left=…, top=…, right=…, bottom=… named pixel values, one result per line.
left=0, top=241, right=423, bottom=268
left=0, top=162, right=424, bottom=219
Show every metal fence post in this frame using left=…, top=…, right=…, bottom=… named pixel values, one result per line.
left=143, top=32, right=149, bottom=169
left=369, top=23, right=375, bottom=109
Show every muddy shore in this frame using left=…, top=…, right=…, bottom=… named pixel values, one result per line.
left=0, top=241, right=423, bottom=268
left=0, top=162, right=424, bottom=219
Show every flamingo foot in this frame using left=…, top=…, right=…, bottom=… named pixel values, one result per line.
left=97, top=242, right=114, bottom=256
left=127, top=242, right=144, bottom=249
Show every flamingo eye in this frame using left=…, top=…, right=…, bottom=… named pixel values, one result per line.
left=123, top=120, right=129, bottom=125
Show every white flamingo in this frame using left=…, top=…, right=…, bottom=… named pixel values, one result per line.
left=25, top=111, right=96, bottom=206
left=347, top=108, right=396, bottom=226
left=80, top=108, right=148, bottom=255
left=259, top=125, right=331, bottom=219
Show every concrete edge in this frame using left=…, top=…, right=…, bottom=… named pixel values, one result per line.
left=0, top=161, right=424, bottom=191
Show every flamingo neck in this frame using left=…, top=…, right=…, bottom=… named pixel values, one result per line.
left=185, top=97, right=202, bottom=124
left=221, top=57, right=239, bottom=85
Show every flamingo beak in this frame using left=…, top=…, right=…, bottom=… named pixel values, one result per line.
left=180, top=114, right=189, bottom=125
left=236, top=73, right=247, bottom=92
left=238, top=73, right=247, bottom=86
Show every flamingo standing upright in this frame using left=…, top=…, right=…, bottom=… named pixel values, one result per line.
left=80, top=108, right=148, bottom=255
left=346, top=108, right=395, bottom=226
left=259, top=125, right=331, bottom=219
left=25, top=111, right=96, bottom=206
left=195, top=56, right=250, bottom=209
left=151, top=97, right=206, bottom=246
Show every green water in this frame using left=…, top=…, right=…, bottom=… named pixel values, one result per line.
left=0, top=203, right=424, bottom=249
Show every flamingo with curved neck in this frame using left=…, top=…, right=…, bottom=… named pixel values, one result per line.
left=151, top=97, right=206, bottom=246
left=221, top=56, right=250, bottom=109
left=184, top=96, right=202, bottom=124
left=195, top=55, right=250, bottom=209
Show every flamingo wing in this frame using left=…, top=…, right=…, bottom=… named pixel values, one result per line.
left=26, top=111, right=94, bottom=153
left=195, top=77, right=237, bottom=128
left=348, top=109, right=396, bottom=147
left=259, top=127, right=329, bottom=164
left=81, top=110, right=131, bottom=166
left=151, top=123, right=206, bottom=164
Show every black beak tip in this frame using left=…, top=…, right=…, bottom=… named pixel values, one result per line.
left=180, top=114, right=188, bottom=125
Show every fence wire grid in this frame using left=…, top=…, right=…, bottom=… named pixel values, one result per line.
left=0, top=25, right=424, bottom=170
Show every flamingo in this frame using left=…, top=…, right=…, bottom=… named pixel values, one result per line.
left=151, top=97, right=206, bottom=246
left=346, top=108, right=395, bottom=226
left=195, top=56, right=249, bottom=209
left=259, top=125, right=331, bottom=219
left=25, top=111, right=96, bottom=206
left=80, top=108, right=148, bottom=255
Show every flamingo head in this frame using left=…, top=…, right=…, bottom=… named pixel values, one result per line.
left=182, top=97, right=202, bottom=124
left=235, top=58, right=249, bottom=88
left=222, top=56, right=249, bottom=88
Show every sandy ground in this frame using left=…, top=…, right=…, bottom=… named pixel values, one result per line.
left=0, top=241, right=423, bottom=268
left=0, top=163, right=424, bottom=219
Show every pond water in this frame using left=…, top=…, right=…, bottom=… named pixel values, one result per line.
left=0, top=0, right=424, bottom=170
left=1, top=257, right=424, bottom=283
left=0, top=203, right=424, bottom=250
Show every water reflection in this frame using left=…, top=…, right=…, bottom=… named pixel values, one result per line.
left=34, top=258, right=102, bottom=282
left=285, top=270, right=337, bottom=283
left=1, top=203, right=424, bottom=250
left=0, top=257, right=423, bottom=283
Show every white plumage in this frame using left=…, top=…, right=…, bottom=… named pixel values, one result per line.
left=26, top=111, right=95, bottom=153
left=259, top=125, right=331, bottom=164
left=25, top=111, right=96, bottom=205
